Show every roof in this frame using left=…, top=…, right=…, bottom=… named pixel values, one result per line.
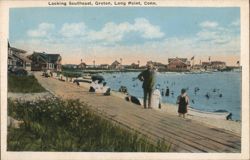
left=111, top=60, right=120, bottom=66
left=131, top=63, right=139, bottom=65
left=32, top=51, right=61, bottom=63
left=211, top=61, right=226, bottom=65
left=202, top=62, right=211, bottom=65
left=78, top=62, right=87, bottom=65
left=13, top=53, right=32, bottom=63
left=168, top=57, right=188, bottom=63
left=8, top=44, right=27, bottom=54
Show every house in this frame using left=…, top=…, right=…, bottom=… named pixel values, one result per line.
left=124, top=63, right=139, bottom=69
left=167, top=57, right=191, bottom=71
left=191, top=64, right=203, bottom=70
left=8, top=42, right=31, bottom=70
left=130, top=63, right=139, bottom=69
left=63, top=64, right=78, bottom=69
left=147, top=61, right=167, bottom=71
left=110, top=60, right=122, bottom=69
left=201, top=62, right=212, bottom=70
left=202, top=61, right=226, bottom=70
left=28, top=51, right=62, bottom=71
left=78, top=62, right=87, bottom=69
left=211, top=61, right=226, bottom=69
left=99, top=64, right=109, bottom=69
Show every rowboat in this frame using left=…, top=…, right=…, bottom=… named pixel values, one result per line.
left=188, top=107, right=232, bottom=120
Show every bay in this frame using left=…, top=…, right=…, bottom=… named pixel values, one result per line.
left=101, top=71, right=241, bottom=120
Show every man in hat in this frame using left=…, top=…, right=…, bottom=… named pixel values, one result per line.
left=137, top=63, right=156, bottom=109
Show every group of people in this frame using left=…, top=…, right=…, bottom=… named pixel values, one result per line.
left=89, top=80, right=111, bottom=96
left=88, top=63, right=190, bottom=118
left=135, top=63, right=190, bottom=118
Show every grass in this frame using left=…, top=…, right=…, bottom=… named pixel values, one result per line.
left=8, top=74, right=46, bottom=93
left=8, top=98, right=171, bottom=152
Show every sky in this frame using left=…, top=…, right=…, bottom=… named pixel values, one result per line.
left=9, top=7, right=240, bottom=65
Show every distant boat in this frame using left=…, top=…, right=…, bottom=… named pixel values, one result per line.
left=233, top=68, right=242, bottom=72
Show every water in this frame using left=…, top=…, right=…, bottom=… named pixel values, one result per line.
left=101, top=71, right=241, bottom=120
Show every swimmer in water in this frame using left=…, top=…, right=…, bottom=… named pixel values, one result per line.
left=161, top=89, right=164, bottom=97
left=165, top=86, right=170, bottom=96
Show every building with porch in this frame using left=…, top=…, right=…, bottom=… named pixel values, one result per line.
left=28, top=51, right=62, bottom=71
left=167, top=57, right=191, bottom=71
left=202, top=61, right=226, bottom=70
left=8, top=42, right=31, bottom=70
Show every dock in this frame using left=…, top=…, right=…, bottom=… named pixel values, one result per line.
left=34, top=72, right=241, bottom=152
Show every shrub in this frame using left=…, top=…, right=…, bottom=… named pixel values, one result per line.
left=8, top=74, right=46, bottom=93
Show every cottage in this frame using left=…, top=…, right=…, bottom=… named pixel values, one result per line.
left=110, top=60, right=122, bottom=69
left=201, top=62, right=212, bottom=70
left=167, top=57, right=191, bottom=71
left=28, top=51, right=62, bottom=71
left=8, top=42, right=31, bottom=70
left=147, top=61, right=167, bottom=71
left=202, top=61, right=226, bottom=70
left=78, top=62, right=87, bottom=69
left=211, top=61, right=226, bottom=69
left=99, top=64, right=109, bottom=69
left=130, top=63, right=139, bottom=69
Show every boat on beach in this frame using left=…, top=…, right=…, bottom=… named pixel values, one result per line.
left=188, top=107, right=231, bottom=120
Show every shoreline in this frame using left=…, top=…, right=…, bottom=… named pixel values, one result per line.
left=78, top=79, right=240, bottom=136
left=111, top=90, right=241, bottom=136
left=30, top=72, right=241, bottom=136
left=28, top=72, right=241, bottom=152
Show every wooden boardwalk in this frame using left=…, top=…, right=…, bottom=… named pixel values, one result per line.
left=35, top=73, right=241, bottom=153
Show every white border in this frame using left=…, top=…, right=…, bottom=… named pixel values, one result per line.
left=1, top=0, right=249, bottom=160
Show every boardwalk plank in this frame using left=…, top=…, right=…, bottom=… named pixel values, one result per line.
left=99, top=105, right=239, bottom=152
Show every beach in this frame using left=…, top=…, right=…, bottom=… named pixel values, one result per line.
left=8, top=72, right=241, bottom=137
left=111, top=91, right=241, bottom=136
left=27, top=72, right=241, bottom=152
left=30, top=72, right=241, bottom=136
left=101, top=71, right=242, bottom=120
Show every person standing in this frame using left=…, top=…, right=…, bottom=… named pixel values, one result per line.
left=137, top=63, right=156, bottom=109
left=151, top=85, right=162, bottom=109
left=176, top=89, right=190, bottom=118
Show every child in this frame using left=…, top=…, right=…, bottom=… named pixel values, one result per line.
left=176, top=89, right=190, bottom=118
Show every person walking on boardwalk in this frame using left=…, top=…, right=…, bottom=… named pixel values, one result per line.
left=176, top=89, right=190, bottom=118
left=137, top=63, right=156, bottom=109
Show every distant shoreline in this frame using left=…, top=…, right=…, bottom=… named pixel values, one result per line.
left=61, top=67, right=242, bottom=74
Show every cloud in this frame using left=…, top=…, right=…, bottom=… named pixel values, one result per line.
left=27, top=23, right=55, bottom=38
left=230, top=19, right=240, bottom=26
left=60, top=22, right=87, bottom=37
left=196, top=30, right=218, bottom=41
left=19, top=18, right=239, bottom=65
left=87, top=18, right=165, bottom=43
left=133, top=18, right=165, bottom=39
left=200, top=21, right=218, bottom=28
left=196, top=26, right=233, bottom=45
left=87, top=22, right=132, bottom=43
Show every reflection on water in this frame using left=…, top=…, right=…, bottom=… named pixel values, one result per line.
left=101, top=72, right=241, bottom=120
